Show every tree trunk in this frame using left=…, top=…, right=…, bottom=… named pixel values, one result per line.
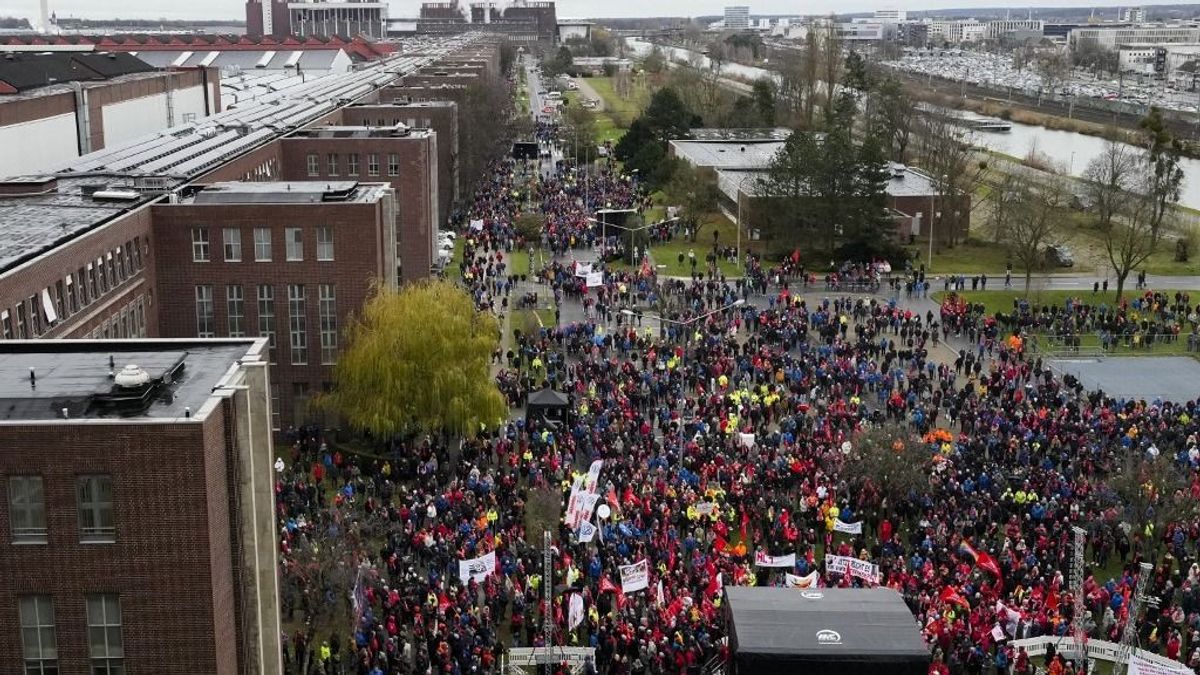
left=1115, top=273, right=1127, bottom=303
left=1024, top=269, right=1032, bottom=293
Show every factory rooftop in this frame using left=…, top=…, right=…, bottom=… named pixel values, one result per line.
left=290, top=124, right=433, bottom=139
left=671, top=140, right=786, bottom=171
left=0, top=339, right=265, bottom=422
left=0, top=35, right=473, bottom=275
left=181, top=181, right=391, bottom=204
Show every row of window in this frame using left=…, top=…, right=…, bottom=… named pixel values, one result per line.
left=1, top=238, right=144, bottom=340
left=196, top=284, right=337, bottom=365
left=20, top=594, right=123, bottom=675
left=8, top=475, right=113, bottom=545
left=306, top=152, right=400, bottom=178
left=82, top=297, right=147, bottom=341
left=190, top=226, right=333, bottom=264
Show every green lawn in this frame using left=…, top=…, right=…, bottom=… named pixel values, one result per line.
left=586, top=76, right=652, bottom=126
left=906, top=238, right=1014, bottom=275
left=646, top=212, right=758, bottom=277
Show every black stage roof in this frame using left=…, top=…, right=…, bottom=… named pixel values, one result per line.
left=724, top=587, right=930, bottom=675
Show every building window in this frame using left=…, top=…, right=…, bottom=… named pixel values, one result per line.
left=16, top=303, right=27, bottom=339
left=66, top=275, right=77, bottom=315
left=8, top=476, right=46, bottom=543
left=223, top=228, right=242, bottom=262
left=288, top=284, right=307, bottom=365
left=191, top=227, right=210, bottom=262
left=123, top=241, right=135, bottom=276
left=96, top=257, right=109, bottom=295
left=132, top=236, right=143, bottom=270
left=28, top=296, right=41, bottom=337
left=195, top=285, right=214, bottom=338
left=316, top=226, right=334, bottom=261
left=327, top=153, right=339, bottom=176
left=270, top=386, right=282, bottom=430
left=227, top=285, right=245, bottom=338
left=254, top=227, right=272, bottom=262
left=387, top=153, right=400, bottom=177
left=347, top=153, right=360, bottom=176
left=306, top=153, right=320, bottom=177
left=86, top=594, right=123, bottom=674
left=1, top=310, right=11, bottom=340
left=319, top=284, right=337, bottom=365
left=367, top=153, right=379, bottom=177
left=106, top=252, right=116, bottom=289
left=77, top=475, right=114, bottom=543
left=19, top=595, right=57, bottom=674
left=115, top=248, right=125, bottom=281
left=87, top=262, right=98, bottom=300
left=285, top=228, right=303, bottom=261
left=258, top=285, right=277, bottom=363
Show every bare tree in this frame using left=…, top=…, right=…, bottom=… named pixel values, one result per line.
left=802, top=20, right=821, bottom=128
left=821, top=17, right=842, bottom=122
left=1104, top=450, right=1197, bottom=560
left=1082, top=136, right=1141, bottom=232
left=911, top=113, right=987, bottom=247
left=995, top=173, right=1069, bottom=291
left=1103, top=189, right=1158, bottom=301
left=1035, top=48, right=1072, bottom=99
left=839, top=423, right=930, bottom=520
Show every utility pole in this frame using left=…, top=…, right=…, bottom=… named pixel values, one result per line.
left=1114, top=561, right=1154, bottom=675
left=542, top=530, right=553, bottom=675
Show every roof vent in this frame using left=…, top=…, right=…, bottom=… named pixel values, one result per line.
left=114, top=364, right=151, bottom=388
left=92, top=189, right=140, bottom=202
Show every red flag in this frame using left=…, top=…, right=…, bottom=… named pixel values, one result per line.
left=962, top=541, right=1003, bottom=582
left=714, top=535, right=728, bottom=554
left=975, top=550, right=1003, bottom=581
left=438, top=592, right=452, bottom=612
left=740, top=511, right=749, bottom=540
left=939, top=585, right=969, bottom=610
left=599, top=575, right=625, bottom=608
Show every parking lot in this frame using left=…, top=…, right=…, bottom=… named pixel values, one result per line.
left=885, top=50, right=1199, bottom=113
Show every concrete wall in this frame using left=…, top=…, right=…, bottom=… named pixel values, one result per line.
left=100, top=84, right=209, bottom=149
left=0, top=113, right=78, bottom=178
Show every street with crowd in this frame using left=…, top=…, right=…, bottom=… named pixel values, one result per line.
left=273, top=117, right=1200, bottom=675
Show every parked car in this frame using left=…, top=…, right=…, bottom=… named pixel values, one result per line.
left=1044, top=245, right=1074, bottom=268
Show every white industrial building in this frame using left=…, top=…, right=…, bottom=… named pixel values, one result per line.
left=1070, top=25, right=1200, bottom=51
left=725, top=6, right=751, bottom=30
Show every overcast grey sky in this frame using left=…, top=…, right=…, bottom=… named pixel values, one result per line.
left=8, top=0, right=1167, bottom=21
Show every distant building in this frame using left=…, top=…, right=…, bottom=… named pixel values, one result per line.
left=0, top=337, right=280, bottom=674
left=1120, top=7, right=1147, bottom=24
left=1070, top=25, right=1200, bottom=52
left=984, top=19, right=1044, bottom=41
left=725, top=6, right=751, bottom=30
left=557, top=20, right=592, bottom=42
left=874, top=9, right=907, bottom=23
left=246, top=0, right=389, bottom=38
left=838, top=20, right=899, bottom=42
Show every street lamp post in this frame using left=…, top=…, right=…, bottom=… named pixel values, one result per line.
left=622, top=299, right=744, bottom=451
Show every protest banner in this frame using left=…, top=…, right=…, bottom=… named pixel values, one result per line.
left=754, top=551, right=797, bottom=568
left=785, top=571, right=819, bottom=588
left=619, top=559, right=650, bottom=593
left=834, top=519, right=863, bottom=535
left=458, top=551, right=497, bottom=584
left=825, top=554, right=880, bottom=584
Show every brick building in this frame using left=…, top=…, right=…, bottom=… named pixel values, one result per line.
left=152, top=181, right=398, bottom=424
left=342, top=102, right=459, bottom=227
left=0, top=338, right=279, bottom=674
left=0, top=38, right=500, bottom=429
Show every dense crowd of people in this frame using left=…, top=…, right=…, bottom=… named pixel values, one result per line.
left=275, top=121, right=1200, bottom=675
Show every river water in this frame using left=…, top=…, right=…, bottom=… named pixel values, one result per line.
left=625, top=37, right=1200, bottom=210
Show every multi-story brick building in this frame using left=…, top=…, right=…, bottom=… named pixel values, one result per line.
left=0, top=337, right=279, bottom=674
left=0, top=38, right=499, bottom=429
left=282, top=128, right=438, bottom=282
left=342, top=102, right=459, bottom=227
left=152, top=181, right=398, bottom=424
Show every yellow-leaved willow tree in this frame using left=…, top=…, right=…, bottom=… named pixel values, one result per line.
left=320, top=280, right=507, bottom=438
